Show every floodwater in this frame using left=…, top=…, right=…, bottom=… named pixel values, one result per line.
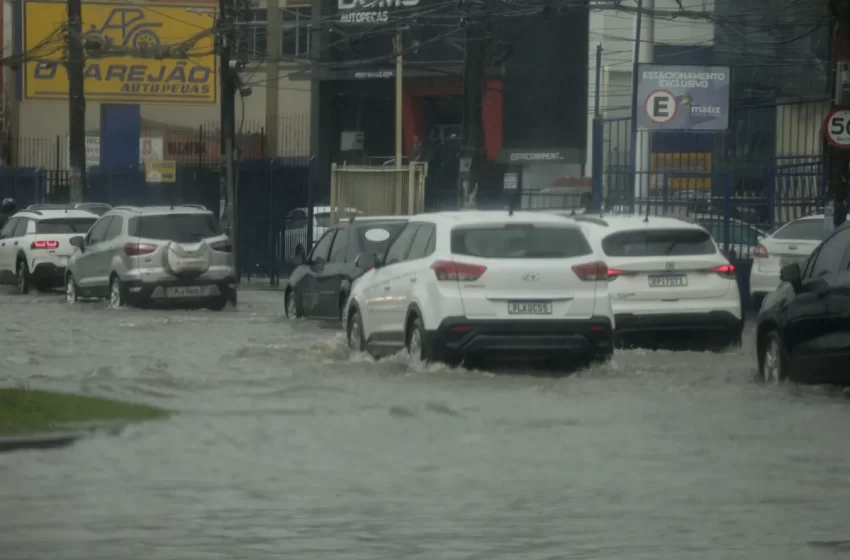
left=2, top=289, right=850, bottom=560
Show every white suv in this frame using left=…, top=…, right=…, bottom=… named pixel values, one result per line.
left=572, top=214, right=743, bottom=349
left=0, top=208, right=98, bottom=293
left=343, top=211, right=615, bottom=366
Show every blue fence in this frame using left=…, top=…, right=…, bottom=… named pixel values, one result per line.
left=0, top=160, right=312, bottom=280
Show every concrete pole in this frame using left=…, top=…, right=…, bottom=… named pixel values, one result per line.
left=265, top=0, right=282, bottom=157
left=394, top=28, right=403, bottom=169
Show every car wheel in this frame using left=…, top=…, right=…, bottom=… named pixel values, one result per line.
left=109, top=275, right=125, bottom=309
left=34, top=282, right=53, bottom=293
left=347, top=309, right=365, bottom=352
left=207, top=296, right=227, bottom=311
left=65, top=274, right=78, bottom=304
left=16, top=261, right=31, bottom=295
left=285, top=289, right=301, bottom=319
left=760, top=330, right=788, bottom=383
left=406, top=316, right=429, bottom=362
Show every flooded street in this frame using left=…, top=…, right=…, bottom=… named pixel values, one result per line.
left=2, top=289, right=850, bottom=559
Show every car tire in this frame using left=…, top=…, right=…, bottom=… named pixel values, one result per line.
left=109, top=275, right=126, bottom=309
left=285, top=288, right=301, bottom=319
left=207, top=296, right=227, bottom=311
left=347, top=309, right=365, bottom=352
left=759, top=330, right=789, bottom=383
left=65, top=274, right=78, bottom=304
left=406, top=316, right=430, bottom=362
left=34, top=282, right=53, bottom=294
left=16, top=261, right=31, bottom=295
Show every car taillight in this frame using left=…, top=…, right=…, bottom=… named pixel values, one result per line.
left=431, top=260, right=486, bottom=281
left=123, top=242, right=158, bottom=256
left=607, top=268, right=636, bottom=280
left=754, top=243, right=768, bottom=258
left=712, top=264, right=736, bottom=279
left=31, top=240, right=58, bottom=249
left=211, top=240, right=232, bottom=252
left=572, top=261, right=609, bottom=281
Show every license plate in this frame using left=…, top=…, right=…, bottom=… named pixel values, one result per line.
left=508, top=301, right=553, bottom=315
left=166, top=286, right=203, bottom=298
left=648, top=274, right=688, bottom=287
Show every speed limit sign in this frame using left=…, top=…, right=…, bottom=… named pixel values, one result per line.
left=825, top=109, right=850, bottom=148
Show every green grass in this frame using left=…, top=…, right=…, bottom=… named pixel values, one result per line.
left=0, top=389, right=169, bottom=435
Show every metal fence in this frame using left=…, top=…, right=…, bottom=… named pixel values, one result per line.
left=10, top=114, right=310, bottom=169
left=329, top=162, right=428, bottom=222
left=596, top=99, right=828, bottom=227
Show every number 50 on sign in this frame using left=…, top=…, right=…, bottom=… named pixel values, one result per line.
left=825, top=109, right=850, bottom=148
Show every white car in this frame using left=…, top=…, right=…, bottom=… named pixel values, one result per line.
left=343, top=210, right=615, bottom=366
left=749, top=213, right=836, bottom=306
left=573, top=214, right=743, bottom=349
left=0, top=208, right=98, bottom=293
left=282, top=206, right=362, bottom=262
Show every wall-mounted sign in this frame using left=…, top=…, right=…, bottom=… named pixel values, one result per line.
left=337, top=0, right=420, bottom=24
left=65, top=135, right=164, bottom=169
left=146, top=160, right=176, bottom=183
left=636, top=65, right=730, bottom=131
left=22, top=1, right=217, bottom=104
left=500, top=149, right=580, bottom=164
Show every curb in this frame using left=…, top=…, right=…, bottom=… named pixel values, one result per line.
left=0, top=431, right=88, bottom=452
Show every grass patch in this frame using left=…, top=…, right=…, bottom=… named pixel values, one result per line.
left=0, top=389, right=169, bottom=435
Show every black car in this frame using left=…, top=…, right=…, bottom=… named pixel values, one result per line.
left=285, top=217, right=408, bottom=320
left=755, top=222, right=850, bottom=384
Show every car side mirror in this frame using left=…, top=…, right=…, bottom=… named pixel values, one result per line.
left=355, top=252, right=377, bottom=269
left=69, top=236, right=85, bottom=251
left=311, top=256, right=326, bottom=268
left=779, top=263, right=802, bottom=290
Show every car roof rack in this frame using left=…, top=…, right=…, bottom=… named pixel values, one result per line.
left=113, top=206, right=141, bottom=213
left=180, top=204, right=207, bottom=210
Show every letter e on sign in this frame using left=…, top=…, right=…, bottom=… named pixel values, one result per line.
left=825, top=109, right=850, bottom=149
left=645, top=89, right=677, bottom=124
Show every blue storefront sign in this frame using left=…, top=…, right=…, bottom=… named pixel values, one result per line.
left=636, top=65, right=731, bottom=131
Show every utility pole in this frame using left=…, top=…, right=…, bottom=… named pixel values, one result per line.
left=218, top=0, right=239, bottom=285
left=265, top=0, right=282, bottom=157
left=458, top=4, right=490, bottom=209
left=67, top=0, right=86, bottom=202
left=591, top=43, right=604, bottom=212
left=629, top=0, right=655, bottom=212
left=394, top=29, right=403, bottom=170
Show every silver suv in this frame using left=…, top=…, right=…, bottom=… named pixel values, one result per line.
left=65, top=205, right=236, bottom=310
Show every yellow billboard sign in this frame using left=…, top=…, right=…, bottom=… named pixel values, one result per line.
left=22, top=1, right=217, bottom=104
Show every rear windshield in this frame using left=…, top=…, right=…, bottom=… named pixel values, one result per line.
left=36, top=217, right=96, bottom=234
left=773, top=219, right=824, bottom=241
left=699, top=221, right=761, bottom=246
left=356, top=222, right=407, bottom=255
left=130, top=213, right=219, bottom=242
left=602, top=229, right=716, bottom=257
left=451, top=224, right=592, bottom=259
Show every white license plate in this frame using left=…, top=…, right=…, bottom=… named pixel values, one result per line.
left=166, top=286, right=203, bottom=298
left=780, top=257, right=806, bottom=267
left=508, top=301, right=553, bottom=315
left=648, top=274, right=688, bottom=287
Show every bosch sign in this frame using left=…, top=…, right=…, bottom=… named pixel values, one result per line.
left=338, top=0, right=420, bottom=23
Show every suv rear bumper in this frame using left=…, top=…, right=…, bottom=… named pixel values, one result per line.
left=125, top=277, right=236, bottom=302
left=615, top=311, right=742, bottom=334
left=428, top=316, right=614, bottom=360
left=31, top=262, right=66, bottom=287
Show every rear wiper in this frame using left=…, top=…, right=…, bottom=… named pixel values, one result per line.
left=664, top=240, right=680, bottom=255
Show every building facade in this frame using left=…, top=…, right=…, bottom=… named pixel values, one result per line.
left=311, top=0, right=590, bottom=199
left=6, top=0, right=311, bottom=169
